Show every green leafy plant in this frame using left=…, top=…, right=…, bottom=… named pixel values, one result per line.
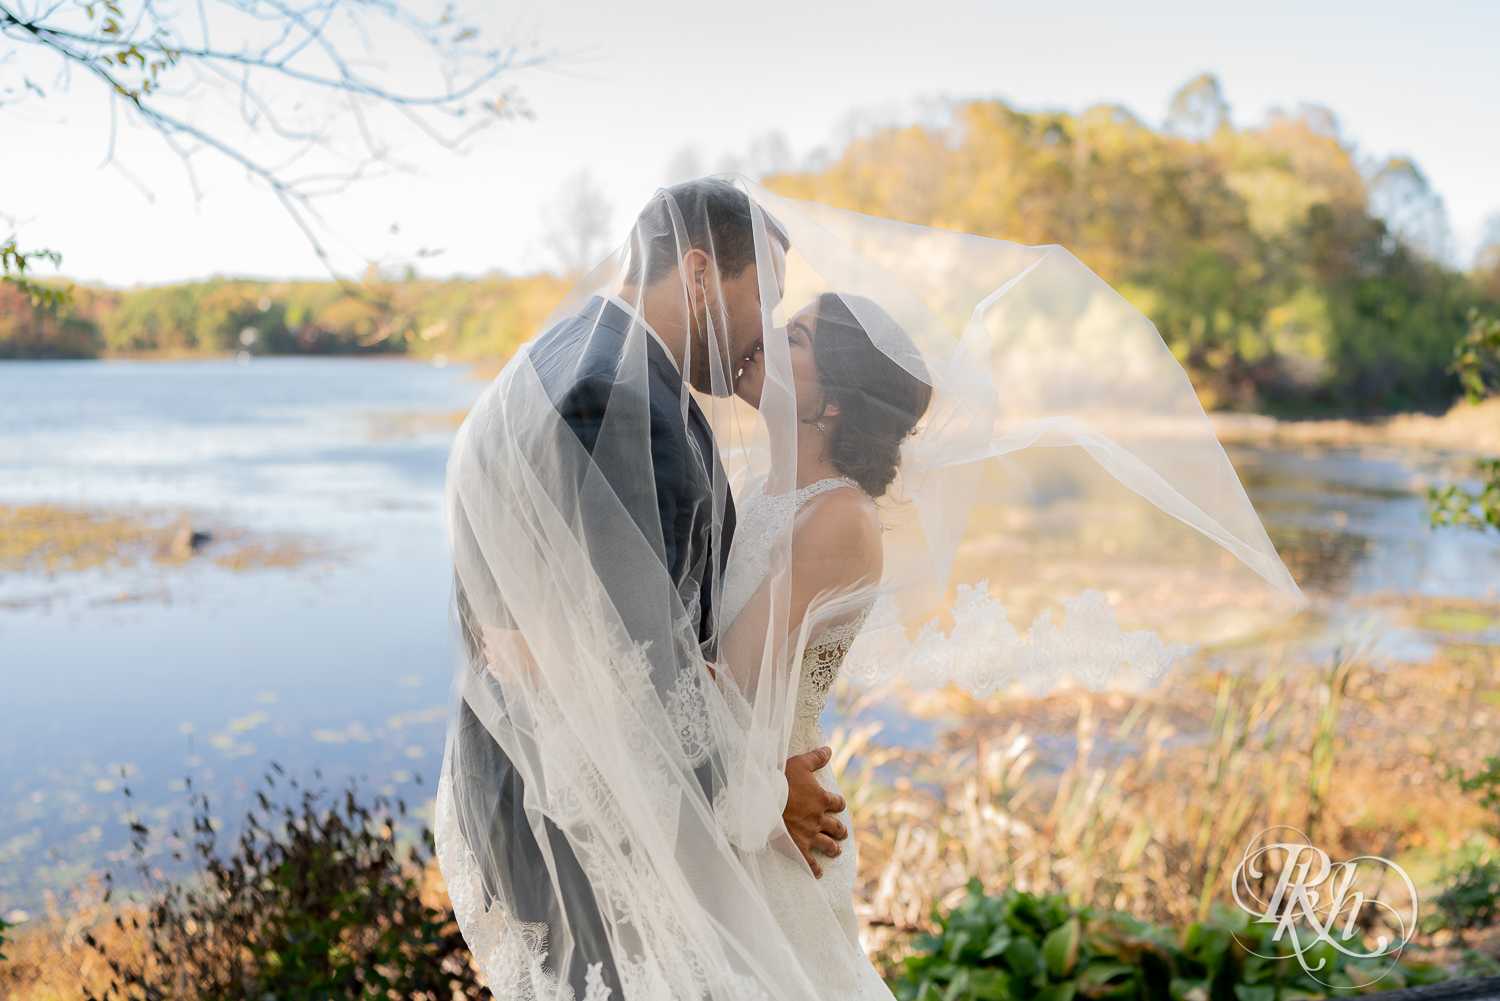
left=1427, top=755, right=1500, bottom=939
left=1426, top=310, right=1500, bottom=533
left=81, top=765, right=484, bottom=1001
left=0, top=239, right=73, bottom=309
left=894, top=879, right=1145, bottom=1001
left=1453, top=309, right=1500, bottom=405
left=893, top=880, right=1446, bottom=1001
left=1427, top=460, right=1500, bottom=533
left=1431, top=860, right=1500, bottom=935
left=1451, top=754, right=1500, bottom=818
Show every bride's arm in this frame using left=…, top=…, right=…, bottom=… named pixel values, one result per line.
left=718, top=487, right=882, bottom=877
left=719, top=488, right=882, bottom=690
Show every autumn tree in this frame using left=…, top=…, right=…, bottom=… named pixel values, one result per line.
left=766, top=75, right=1491, bottom=411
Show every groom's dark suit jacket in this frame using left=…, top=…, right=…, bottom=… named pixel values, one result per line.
left=451, top=296, right=735, bottom=998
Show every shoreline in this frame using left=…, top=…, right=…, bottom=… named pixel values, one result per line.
left=4, top=355, right=1494, bottom=450
left=1210, top=397, right=1500, bottom=454
left=0, top=350, right=514, bottom=382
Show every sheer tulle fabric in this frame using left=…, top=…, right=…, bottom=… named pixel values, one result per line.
left=438, top=175, right=1305, bottom=999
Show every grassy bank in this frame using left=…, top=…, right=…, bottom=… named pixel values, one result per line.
left=1211, top=397, right=1500, bottom=454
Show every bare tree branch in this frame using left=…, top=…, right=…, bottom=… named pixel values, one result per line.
left=1, top=0, right=546, bottom=274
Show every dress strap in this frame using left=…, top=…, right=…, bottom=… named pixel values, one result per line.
left=793, top=476, right=862, bottom=509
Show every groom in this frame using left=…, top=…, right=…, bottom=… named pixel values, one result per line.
left=452, top=178, right=848, bottom=998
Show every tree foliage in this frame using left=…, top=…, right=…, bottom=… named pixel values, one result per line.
left=1425, top=309, right=1500, bottom=533
left=1451, top=308, right=1500, bottom=404
left=766, top=77, right=1495, bottom=412
left=0, top=239, right=72, bottom=309
left=0, top=270, right=570, bottom=359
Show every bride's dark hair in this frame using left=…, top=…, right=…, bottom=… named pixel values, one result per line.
left=812, top=292, right=932, bottom=498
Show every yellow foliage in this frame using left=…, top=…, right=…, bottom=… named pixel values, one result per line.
left=767, top=83, right=1485, bottom=410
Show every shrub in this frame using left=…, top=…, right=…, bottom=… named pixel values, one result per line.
left=893, top=879, right=1447, bottom=1001
left=1432, top=860, right=1500, bottom=934
left=82, top=766, right=485, bottom=1001
left=1428, top=755, right=1500, bottom=937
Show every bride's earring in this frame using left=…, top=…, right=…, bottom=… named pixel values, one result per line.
left=801, top=418, right=826, bottom=432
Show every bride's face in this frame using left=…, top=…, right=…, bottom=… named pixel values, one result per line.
left=733, top=300, right=825, bottom=420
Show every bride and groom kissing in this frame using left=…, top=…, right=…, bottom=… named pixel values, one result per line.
left=437, top=176, right=932, bottom=1000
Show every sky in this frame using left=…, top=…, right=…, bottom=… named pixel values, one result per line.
left=3, top=0, right=1498, bottom=287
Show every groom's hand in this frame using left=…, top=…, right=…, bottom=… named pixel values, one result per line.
left=783, top=746, right=848, bottom=879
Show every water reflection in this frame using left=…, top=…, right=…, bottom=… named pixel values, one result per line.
left=0, top=358, right=484, bottom=914
left=1233, top=445, right=1500, bottom=601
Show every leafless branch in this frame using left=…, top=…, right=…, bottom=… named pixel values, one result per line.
left=1, top=0, right=546, bottom=270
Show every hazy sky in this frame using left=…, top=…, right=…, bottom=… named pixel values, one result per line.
left=4, top=0, right=1497, bottom=286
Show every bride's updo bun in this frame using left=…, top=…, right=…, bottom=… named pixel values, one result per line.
left=812, top=292, right=933, bottom=498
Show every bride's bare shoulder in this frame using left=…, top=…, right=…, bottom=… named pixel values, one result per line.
left=795, top=486, right=882, bottom=569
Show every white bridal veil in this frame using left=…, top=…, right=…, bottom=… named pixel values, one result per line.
left=437, top=175, right=1305, bottom=1000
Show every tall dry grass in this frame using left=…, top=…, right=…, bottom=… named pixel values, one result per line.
left=4, top=616, right=1496, bottom=994
left=839, top=631, right=1500, bottom=975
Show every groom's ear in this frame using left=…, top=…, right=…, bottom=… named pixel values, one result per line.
left=681, top=248, right=712, bottom=294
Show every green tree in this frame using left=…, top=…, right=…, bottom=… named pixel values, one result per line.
left=1426, top=309, right=1500, bottom=532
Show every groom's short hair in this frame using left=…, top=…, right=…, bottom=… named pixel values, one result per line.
left=625, top=178, right=789, bottom=289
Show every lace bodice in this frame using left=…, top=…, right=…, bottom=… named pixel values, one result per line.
left=790, top=607, right=870, bottom=754
left=719, top=476, right=873, bottom=755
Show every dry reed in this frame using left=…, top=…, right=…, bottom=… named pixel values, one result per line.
left=840, top=631, right=1500, bottom=976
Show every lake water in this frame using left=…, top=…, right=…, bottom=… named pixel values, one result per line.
left=0, top=358, right=482, bottom=915
left=2, top=359, right=1498, bottom=917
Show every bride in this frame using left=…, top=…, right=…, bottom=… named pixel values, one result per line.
left=716, top=290, right=931, bottom=997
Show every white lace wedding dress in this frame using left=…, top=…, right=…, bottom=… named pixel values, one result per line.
left=716, top=475, right=889, bottom=1000
left=434, top=476, right=889, bottom=1000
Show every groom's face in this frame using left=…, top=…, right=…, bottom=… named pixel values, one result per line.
left=690, top=230, right=786, bottom=397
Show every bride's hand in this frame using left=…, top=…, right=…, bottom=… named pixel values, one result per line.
left=782, top=745, right=847, bottom=879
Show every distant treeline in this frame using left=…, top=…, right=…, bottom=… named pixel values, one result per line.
left=765, top=77, right=1500, bottom=412
left=0, top=269, right=571, bottom=364
left=4, top=78, right=1498, bottom=412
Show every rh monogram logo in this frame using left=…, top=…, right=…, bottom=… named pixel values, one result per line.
left=1230, top=828, right=1419, bottom=988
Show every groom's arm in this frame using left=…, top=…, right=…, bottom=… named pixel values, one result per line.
left=783, top=746, right=848, bottom=879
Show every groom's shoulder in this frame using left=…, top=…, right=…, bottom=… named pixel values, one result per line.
left=531, top=304, right=622, bottom=384
left=529, top=302, right=685, bottom=438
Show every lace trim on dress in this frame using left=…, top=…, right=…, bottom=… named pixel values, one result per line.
left=435, top=772, right=615, bottom=1001
left=789, top=607, right=871, bottom=756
